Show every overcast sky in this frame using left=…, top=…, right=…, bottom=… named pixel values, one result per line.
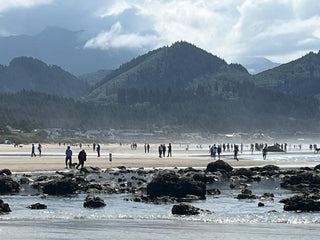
left=0, top=0, right=319, bottom=63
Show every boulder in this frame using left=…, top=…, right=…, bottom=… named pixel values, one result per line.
left=172, top=203, right=201, bottom=215
left=266, top=145, right=284, bottom=152
left=42, top=178, right=79, bottom=195
left=0, top=169, right=12, bottom=176
left=237, top=188, right=256, bottom=199
left=0, top=176, right=20, bottom=194
left=83, top=195, right=106, bottom=208
left=206, top=160, right=233, bottom=173
left=147, top=171, right=206, bottom=200
left=27, top=203, right=47, bottom=209
left=0, top=199, right=11, bottom=213
left=232, top=168, right=254, bottom=178
left=280, top=195, right=320, bottom=211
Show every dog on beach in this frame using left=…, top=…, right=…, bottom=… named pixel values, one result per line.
left=315, top=148, right=320, bottom=153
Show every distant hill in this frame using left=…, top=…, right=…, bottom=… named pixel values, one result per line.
left=0, top=57, right=89, bottom=97
left=0, top=26, right=141, bottom=75
left=78, top=69, right=112, bottom=86
left=240, top=57, right=280, bottom=74
left=252, top=51, right=320, bottom=98
left=89, top=41, right=249, bottom=99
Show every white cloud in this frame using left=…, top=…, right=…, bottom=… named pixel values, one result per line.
left=84, top=22, right=158, bottom=50
left=0, top=0, right=52, bottom=13
left=98, top=0, right=131, bottom=17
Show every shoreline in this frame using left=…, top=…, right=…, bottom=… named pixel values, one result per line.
left=0, top=143, right=319, bottom=173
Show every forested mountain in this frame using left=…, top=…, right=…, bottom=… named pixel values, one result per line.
left=89, top=41, right=250, bottom=99
left=1, top=42, right=320, bottom=135
left=78, top=69, right=112, bottom=86
left=0, top=57, right=89, bottom=97
left=252, top=51, right=320, bottom=98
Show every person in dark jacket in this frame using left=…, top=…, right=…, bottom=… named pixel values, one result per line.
left=76, top=149, right=87, bottom=170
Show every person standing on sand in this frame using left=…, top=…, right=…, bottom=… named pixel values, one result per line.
left=158, top=145, right=162, bottom=158
left=38, top=144, right=42, bottom=157
left=217, top=145, right=222, bottom=160
left=97, top=144, right=100, bottom=157
left=162, top=144, right=166, bottom=157
left=147, top=144, right=150, bottom=153
left=167, top=143, right=172, bottom=157
left=76, top=149, right=87, bottom=170
left=262, top=147, right=267, bottom=160
left=31, top=144, right=36, bottom=157
left=234, top=145, right=239, bottom=161
left=65, top=146, right=72, bottom=168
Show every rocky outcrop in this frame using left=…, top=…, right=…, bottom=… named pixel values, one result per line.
left=0, top=199, right=11, bottom=213
left=83, top=195, right=106, bottom=208
left=206, top=160, right=233, bottom=173
left=147, top=171, right=206, bottom=200
left=237, top=188, right=256, bottom=199
left=42, top=177, right=79, bottom=195
left=0, top=176, right=20, bottom=194
left=280, top=195, right=320, bottom=211
left=27, top=203, right=47, bottom=209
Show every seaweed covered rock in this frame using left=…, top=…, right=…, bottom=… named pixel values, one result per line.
left=0, top=169, right=12, bottom=176
left=147, top=171, right=206, bottom=200
left=280, top=172, right=320, bottom=191
left=27, top=203, right=47, bottom=210
left=0, top=199, right=11, bottom=213
left=237, top=188, right=256, bottom=199
left=172, top=203, right=201, bottom=215
left=206, top=160, right=233, bottom=173
left=0, top=176, right=20, bottom=194
left=280, top=195, right=320, bottom=211
left=83, top=195, right=106, bottom=208
left=232, top=168, right=254, bottom=178
left=42, top=177, right=79, bottom=195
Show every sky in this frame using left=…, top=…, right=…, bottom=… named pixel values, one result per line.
left=0, top=0, right=320, bottom=64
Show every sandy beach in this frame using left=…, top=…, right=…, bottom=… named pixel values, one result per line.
left=0, top=143, right=318, bottom=172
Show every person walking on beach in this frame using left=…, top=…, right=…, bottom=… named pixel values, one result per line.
left=262, top=147, right=267, bottom=160
left=65, top=146, right=72, bottom=168
left=217, top=145, right=222, bottom=160
left=76, top=149, right=87, bottom=170
left=31, top=144, right=36, bottom=157
left=97, top=144, right=100, bottom=157
left=38, top=144, right=42, bottom=157
left=234, top=144, right=239, bottom=161
left=167, top=143, right=172, bottom=157
left=147, top=144, right=150, bottom=153
left=162, top=144, right=166, bottom=157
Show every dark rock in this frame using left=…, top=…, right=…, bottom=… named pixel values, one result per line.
left=266, top=145, right=284, bottom=152
left=262, top=165, right=280, bottom=171
left=258, top=202, right=265, bottom=207
left=206, top=160, right=233, bottom=173
left=36, top=176, right=48, bottom=182
left=192, top=173, right=216, bottom=183
left=0, top=169, right=12, bottom=176
left=42, top=178, right=79, bottom=195
left=280, top=195, right=320, bottom=211
left=83, top=195, right=106, bottom=208
left=147, top=171, right=206, bottom=200
left=0, top=199, right=11, bottom=213
left=27, top=203, right=47, bottom=209
left=237, top=188, right=256, bottom=199
left=178, top=167, right=201, bottom=174
left=232, top=168, right=254, bottom=178
left=206, top=188, right=221, bottom=196
left=280, top=172, right=320, bottom=191
left=314, top=164, right=320, bottom=171
left=0, top=176, right=20, bottom=194
left=172, top=203, right=201, bottom=215
left=19, top=177, right=30, bottom=184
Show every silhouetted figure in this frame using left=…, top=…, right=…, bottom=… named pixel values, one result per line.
left=262, top=147, right=267, bottom=160
left=38, top=144, right=42, bottom=157
left=93, top=143, right=96, bottom=151
left=234, top=145, right=239, bottom=161
left=217, top=145, right=222, bottom=160
left=65, top=146, right=73, bottom=168
left=158, top=145, right=162, bottom=158
left=147, top=144, right=150, bottom=153
left=31, top=144, right=36, bottom=157
left=76, top=149, right=87, bottom=170
left=144, top=144, right=147, bottom=153
left=97, top=144, right=100, bottom=157
left=162, top=144, right=166, bottom=157
left=167, top=143, right=172, bottom=157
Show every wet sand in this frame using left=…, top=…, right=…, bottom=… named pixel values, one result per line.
left=0, top=143, right=317, bottom=172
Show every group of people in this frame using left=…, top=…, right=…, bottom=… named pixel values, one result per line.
left=65, top=146, right=86, bottom=170
left=31, top=144, right=42, bottom=157
left=158, top=143, right=172, bottom=158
